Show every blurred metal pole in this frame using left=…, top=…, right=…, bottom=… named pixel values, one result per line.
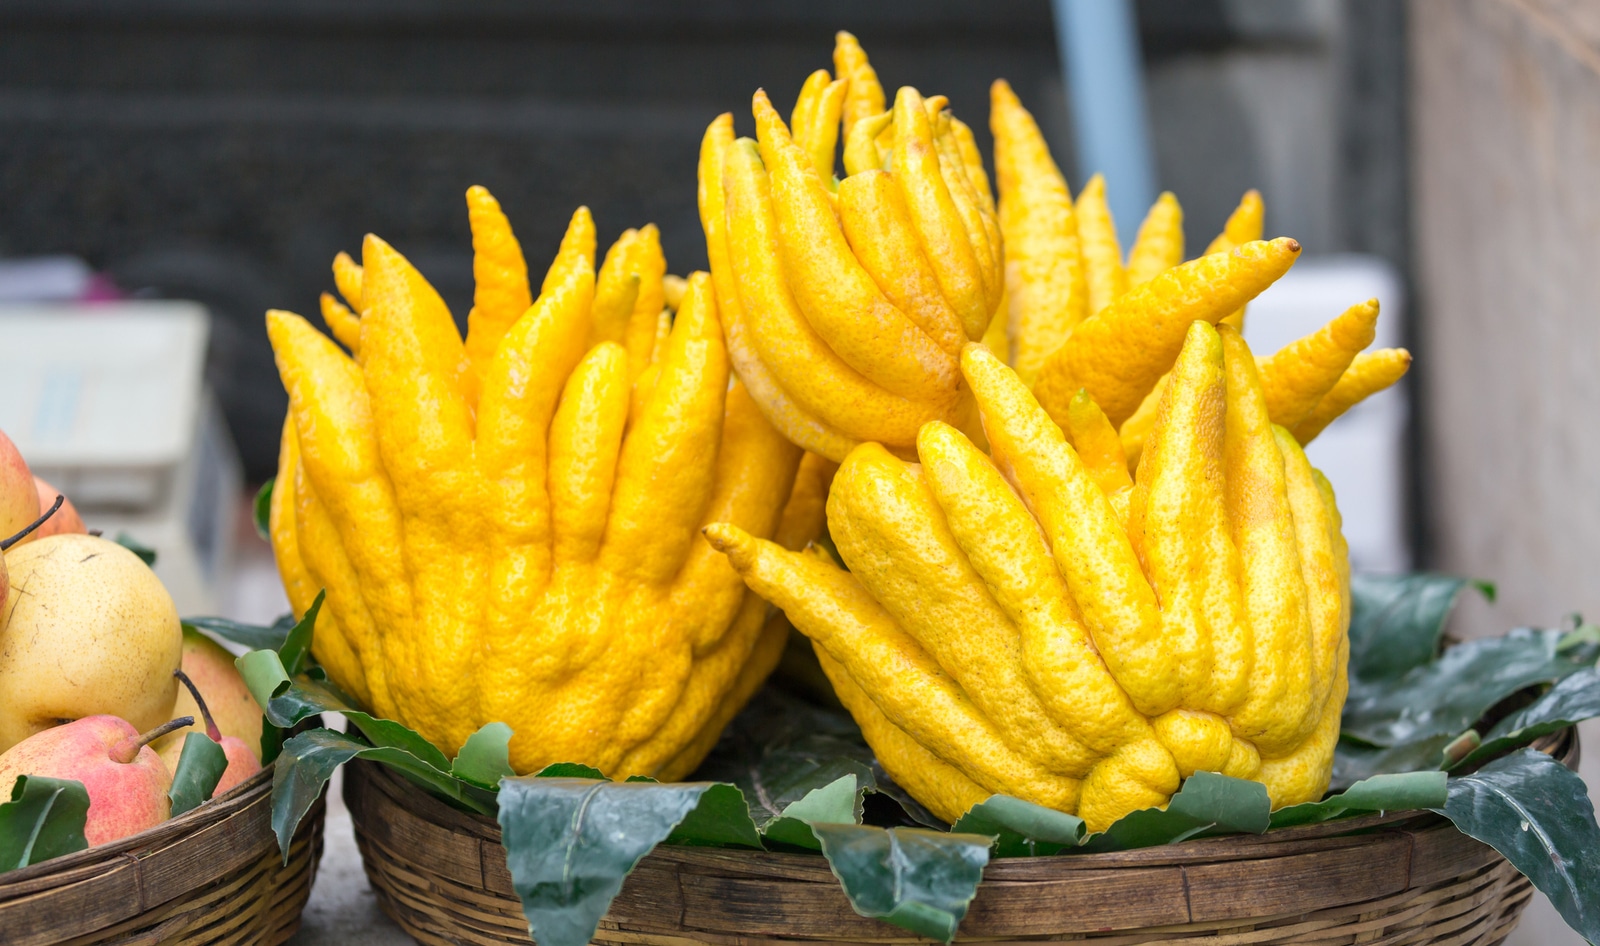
left=1051, top=0, right=1157, bottom=244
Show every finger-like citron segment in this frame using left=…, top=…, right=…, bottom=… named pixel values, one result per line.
left=1291, top=348, right=1412, bottom=444
left=891, top=86, right=994, bottom=340
left=706, top=47, right=1003, bottom=462
left=754, top=91, right=962, bottom=407
left=698, top=113, right=859, bottom=463
left=722, top=135, right=944, bottom=450
left=1060, top=390, right=1131, bottom=501
left=319, top=293, right=361, bottom=356
left=268, top=190, right=808, bottom=780
left=1034, top=237, right=1302, bottom=429
left=1075, top=174, right=1126, bottom=318
left=1205, top=190, right=1265, bottom=330
left=990, top=79, right=1086, bottom=386
left=463, top=184, right=533, bottom=398
left=790, top=69, right=847, bottom=181
left=332, top=251, right=363, bottom=312
left=838, top=170, right=968, bottom=356
left=1126, top=192, right=1185, bottom=288
left=708, top=320, right=1352, bottom=826
left=1259, top=299, right=1380, bottom=431
left=834, top=30, right=886, bottom=137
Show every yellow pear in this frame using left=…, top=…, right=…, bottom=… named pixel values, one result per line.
left=154, top=628, right=264, bottom=771
left=0, top=534, right=182, bottom=753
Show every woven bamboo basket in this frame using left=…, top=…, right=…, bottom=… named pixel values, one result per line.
left=0, top=764, right=326, bottom=946
left=346, top=728, right=1576, bottom=946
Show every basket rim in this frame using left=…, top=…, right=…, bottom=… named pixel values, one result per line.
left=349, top=724, right=1578, bottom=874
left=0, top=762, right=273, bottom=888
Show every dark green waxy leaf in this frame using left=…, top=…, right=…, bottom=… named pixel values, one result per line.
left=952, top=794, right=1085, bottom=857
left=536, top=762, right=606, bottom=779
left=1079, top=772, right=1270, bottom=853
left=1347, top=574, right=1467, bottom=679
left=451, top=722, right=515, bottom=790
left=666, top=782, right=764, bottom=848
left=497, top=776, right=735, bottom=946
left=0, top=776, right=88, bottom=872
left=183, top=613, right=295, bottom=653
left=271, top=729, right=489, bottom=860
left=869, top=762, right=947, bottom=828
left=239, top=645, right=453, bottom=774
left=168, top=732, right=228, bottom=816
left=112, top=531, right=157, bottom=566
left=1342, top=628, right=1594, bottom=747
left=810, top=823, right=991, bottom=943
left=692, top=688, right=877, bottom=827
left=1456, top=668, right=1600, bottom=769
left=277, top=590, right=321, bottom=677
left=1347, top=573, right=1490, bottom=681
left=761, top=774, right=863, bottom=851
left=1269, top=771, right=1447, bottom=829
left=1437, top=749, right=1600, bottom=942
left=1333, top=734, right=1456, bottom=788
left=253, top=478, right=274, bottom=540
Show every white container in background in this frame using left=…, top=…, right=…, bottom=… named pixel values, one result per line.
left=1243, top=254, right=1410, bottom=574
left=0, top=301, right=242, bottom=613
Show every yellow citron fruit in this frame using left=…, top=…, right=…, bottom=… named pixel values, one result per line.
left=989, top=79, right=1085, bottom=386
left=266, top=188, right=834, bottom=779
left=701, top=35, right=1003, bottom=463
left=706, top=325, right=1350, bottom=831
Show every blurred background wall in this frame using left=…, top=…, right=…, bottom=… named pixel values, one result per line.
left=0, top=0, right=1400, bottom=482
left=1411, top=2, right=1600, bottom=942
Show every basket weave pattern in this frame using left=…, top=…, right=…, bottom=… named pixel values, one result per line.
left=0, top=767, right=325, bottom=946
left=346, top=731, right=1575, bottom=946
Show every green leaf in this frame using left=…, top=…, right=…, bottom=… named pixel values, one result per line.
left=253, top=478, right=274, bottom=541
left=451, top=722, right=515, bottom=790
left=168, top=732, right=229, bottom=816
left=278, top=590, right=322, bottom=677
left=761, top=773, right=863, bottom=851
left=497, top=775, right=733, bottom=946
left=1342, top=628, right=1593, bottom=747
left=666, top=783, right=764, bottom=849
left=259, top=716, right=285, bottom=766
left=691, top=688, right=878, bottom=827
left=238, top=645, right=454, bottom=775
left=1456, top=668, right=1600, bottom=769
left=270, top=728, right=487, bottom=860
left=1080, top=772, right=1270, bottom=853
left=1332, top=734, right=1457, bottom=788
left=183, top=614, right=295, bottom=652
left=1347, top=573, right=1484, bottom=681
left=536, top=762, right=606, bottom=779
left=1437, top=748, right=1600, bottom=942
left=112, top=531, right=157, bottom=566
left=237, top=648, right=293, bottom=712
left=1269, top=771, right=1447, bottom=828
left=810, top=824, right=991, bottom=943
left=0, top=776, right=89, bottom=872
left=951, top=794, right=1085, bottom=857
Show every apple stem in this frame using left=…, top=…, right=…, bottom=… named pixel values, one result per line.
left=173, top=669, right=223, bottom=742
left=110, top=716, right=195, bottom=764
left=0, top=495, right=63, bottom=551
